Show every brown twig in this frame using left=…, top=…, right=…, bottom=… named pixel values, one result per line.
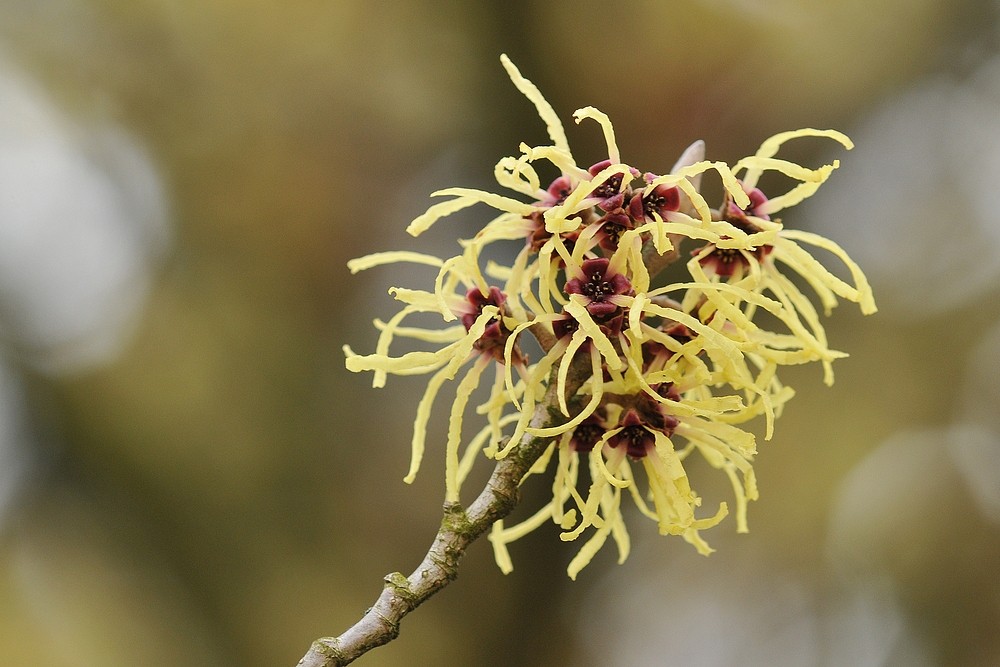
left=642, top=233, right=684, bottom=280
left=300, top=162, right=696, bottom=664
left=296, top=351, right=593, bottom=667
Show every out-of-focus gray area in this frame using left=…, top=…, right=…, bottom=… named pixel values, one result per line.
left=0, top=1, right=998, bottom=666
left=0, top=360, right=27, bottom=528
left=580, top=539, right=934, bottom=667
left=0, top=55, right=168, bottom=373
left=804, top=58, right=1000, bottom=317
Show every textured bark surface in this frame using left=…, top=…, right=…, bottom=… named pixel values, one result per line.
left=296, top=234, right=690, bottom=667
left=296, top=237, right=687, bottom=667
left=295, top=352, right=593, bottom=667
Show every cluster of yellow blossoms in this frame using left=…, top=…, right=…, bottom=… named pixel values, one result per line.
left=344, top=56, right=876, bottom=579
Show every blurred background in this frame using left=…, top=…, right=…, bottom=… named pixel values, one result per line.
left=0, top=1, right=998, bottom=665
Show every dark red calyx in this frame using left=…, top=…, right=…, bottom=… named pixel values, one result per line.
left=608, top=410, right=656, bottom=459
left=724, top=185, right=770, bottom=228
left=663, top=322, right=695, bottom=345
left=546, top=176, right=572, bottom=205
left=570, top=414, right=607, bottom=453
left=642, top=340, right=669, bottom=369
left=652, top=382, right=682, bottom=403
left=565, top=258, right=632, bottom=309
left=597, top=211, right=633, bottom=250
left=694, top=244, right=772, bottom=277
left=552, top=311, right=580, bottom=340
left=628, top=184, right=680, bottom=222
left=588, top=160, right=627, bottom=211
left=462, top=287, right=526, bottom=364
left=632, top=386, right=681, bottom=436
left=461, top=286, right=507, bottom=332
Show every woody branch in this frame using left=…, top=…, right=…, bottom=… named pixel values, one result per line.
left=296, top=239, right=674, bottom=667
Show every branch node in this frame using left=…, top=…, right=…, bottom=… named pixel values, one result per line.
left=491, top=476, right=520, bottom=514
left=383, top=572, right=417, bottom=607
left=308, top=637, right=346, bottom=663
left=373, top=609, right=400, bottom=640
left=441, top=502, right=473, bottom=537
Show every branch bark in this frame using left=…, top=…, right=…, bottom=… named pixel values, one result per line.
left=642, top=233, right=683, bottom=280
left=299, top=230, right=689, bottom=666
left=296, top=352, right=593, bottom=667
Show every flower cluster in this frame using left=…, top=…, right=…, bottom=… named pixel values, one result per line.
left=344, top=55, right=875, bottom=579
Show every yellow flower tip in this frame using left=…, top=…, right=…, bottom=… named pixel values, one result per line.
left=716, top=501, right=729, bottom=516
left=347, top=251, right=444, bottom=274
left=343, top=345, right=362, bottom=371
left=500, top=54, right=572, bottom=157
left=691, top=538, right=716, bottom=557
left=558, top=530, right=577, bottom=542
left=860, top=294, right=878, bottom=316
left=406, top=195, right=478, bottom=237
left=488, top=520, right=515, bottom=574
left=572, top=106, right=620, bottom=165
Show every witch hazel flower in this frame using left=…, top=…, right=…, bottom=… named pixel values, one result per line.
left=629, top=178, right=681, bottom=223
left=343, top=53, right=876, bottom=580
left=491, top=366, right=754, bottom=578
left=695, top=186, right=773, bottom=278
left=679, top=135, right=878, bottom=385
left=492, top=301, right=774, bottom=576
left=343, top=253, right=532, bottom=503
left=565, top=257, right=633, bottom=321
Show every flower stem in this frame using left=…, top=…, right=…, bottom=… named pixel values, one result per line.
left=295, top=351, right=594, bottom=667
